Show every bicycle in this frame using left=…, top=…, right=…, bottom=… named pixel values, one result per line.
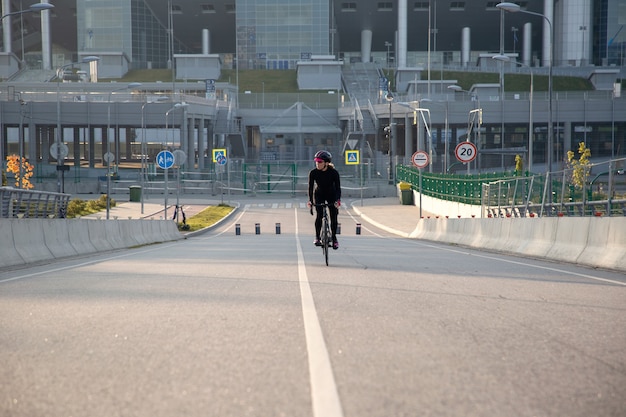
left=172, top=204, right=190, bottom=231
left=311, top=203, right=332, bottom=266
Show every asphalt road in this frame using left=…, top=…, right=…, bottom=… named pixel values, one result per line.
left=1, top=198, right=625, bottom=417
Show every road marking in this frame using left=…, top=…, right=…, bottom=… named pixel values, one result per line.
left=406, top=239, right=626, bottom=286
left=294, top=208, right=344, bottom=417
left=0, top=243, right=179, bottom=284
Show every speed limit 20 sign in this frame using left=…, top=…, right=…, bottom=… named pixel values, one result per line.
left=455, top=142, right=478, bottom=163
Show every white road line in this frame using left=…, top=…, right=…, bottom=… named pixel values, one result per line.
left=294, top=208, right=344, bottom=417
left=0, top=243, right=179, bottom=284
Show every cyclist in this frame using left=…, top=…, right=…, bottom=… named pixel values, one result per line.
left=307, top=150, right=341, bottom=249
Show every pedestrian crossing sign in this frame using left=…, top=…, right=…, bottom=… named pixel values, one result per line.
left=212, top=148, right=227, bottom=163
left=345, top=150, right=360, bottom=165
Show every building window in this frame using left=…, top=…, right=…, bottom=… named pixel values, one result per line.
left=486, top=1, right=499, bottom=9
left=450, top=2, right=465, bottom=11
left=341, top=2, right=357, bottom=12
left=378, top=2, right=393, bottom=12
left=201, top=4, right=215, bottom=13
left=225, top=3, right=235, bottom=13
left=414, top=2, right=429, bottom=11
left=171, top=4, right=182, bottom=15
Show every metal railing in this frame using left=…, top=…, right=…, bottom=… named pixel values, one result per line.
left=0, top=187, right=71, bottom=218
left=397, top=157, right=626, bottom=218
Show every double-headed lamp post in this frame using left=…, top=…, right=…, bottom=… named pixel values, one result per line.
left=496, top=2, right=553, bottom=177
left=106, top=82, right=142, bottom=219
left=420, top=98, right=448, bottom=173
left=448, top=84, right=482, bottom=173
left=493, top=54, right=534, bottom=173
left=55, top=56, right=100, bottom=193
left=385, top=90, right=394, bottom=184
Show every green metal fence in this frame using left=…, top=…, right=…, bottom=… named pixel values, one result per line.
left=396, top=158, right=626, bottom=217
left=396, top=165, right=517, bottom=205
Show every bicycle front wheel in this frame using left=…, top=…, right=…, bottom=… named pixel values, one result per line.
left=322, top=219, right=330, bottom=266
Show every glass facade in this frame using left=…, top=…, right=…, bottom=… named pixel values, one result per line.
left=78, top=0, right=188, bottom=70
left=604, top=0, right=626, bottom=66
left=77, top=0, right=132, bottom=56
left=236, top=0, right=330, bottom=70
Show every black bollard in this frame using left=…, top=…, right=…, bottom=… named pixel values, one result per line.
left=356, top=223, right=361, bottom=235
left=235, top=223, right=241, bottom=235
left=255, top=223, right=261, bottom=235
left=337, top=222, right=341, bottom=235
left=275, top=223, right=281, bottom=234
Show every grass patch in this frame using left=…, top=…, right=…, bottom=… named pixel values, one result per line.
left=181, top=204, right=234, bottom=232
left=109, top=68, right=594, bottom=93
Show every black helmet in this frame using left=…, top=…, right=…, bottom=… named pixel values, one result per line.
left=314, top=150, right=332, bottom=162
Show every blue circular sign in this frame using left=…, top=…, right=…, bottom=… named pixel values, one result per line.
left=156, top=150, right=175, bottom=169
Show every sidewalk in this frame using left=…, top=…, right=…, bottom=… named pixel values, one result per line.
left=350, top=197, right=433, bottom=237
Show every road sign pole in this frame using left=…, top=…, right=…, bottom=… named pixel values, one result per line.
left=419, top=168, right=423, bottom=219
left=164, top=168, right=169, bottom=220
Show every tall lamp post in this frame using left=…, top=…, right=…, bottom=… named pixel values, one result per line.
left=384, top=41, right=392, bottom=69
left=140, top=96, right=169, bottom=214
left=496, top=2, right=553, bottom=178
left=493, top=54, right=534, bottom=173
left=420, top=98, right=449, bottom=173
left=106, top=82, right=142, bottom=219
left=448, top=84, right=482, bottom=173
left=385, top=90, right=394, bottom=184
left=0, top=2, right=55, bottom=167
left=55, top=56, right=100, bottom=193
left=164, top=102, right=188, bottom=220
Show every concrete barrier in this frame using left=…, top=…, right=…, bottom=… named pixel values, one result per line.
left=11, top=220, right=55, bottom=264
left=410, top=216, right=626, bottom=272
left=0, top=221, right=24, bottom=268
left=68, top=220, right=98, bottom=255
left=42, top=219, right=79, bottom=259
left=2, top=219, right=182, bottom=269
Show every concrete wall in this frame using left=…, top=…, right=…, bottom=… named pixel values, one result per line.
left=409, top=216, right=626, bottom=272
left=407, top=190, right=626, bottom=272
left=0, top=219, right=182, bottom=269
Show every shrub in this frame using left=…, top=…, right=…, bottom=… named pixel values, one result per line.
left=66, top=199, right=87, bottom=218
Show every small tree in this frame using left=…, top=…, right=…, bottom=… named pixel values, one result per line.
left=567, top=142, right=591, bottom=189
left=6, top=155, right=34, bottom=189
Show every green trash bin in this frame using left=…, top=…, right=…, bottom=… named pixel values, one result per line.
left=400, top=189, right=413, bottom=205
left=398, top=182, right=413, bottom=205
left=129, top=185, right=142, bottom=202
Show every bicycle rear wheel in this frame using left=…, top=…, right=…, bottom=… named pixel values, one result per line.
left=321, top=218, right=330, bottom=266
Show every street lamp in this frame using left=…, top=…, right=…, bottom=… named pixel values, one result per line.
left=385, top=90, right=394, bottom=184
left=164, top=102, right=188, bottom=220
left=420, top=98, right=449, bottom=173
left=55, top=55, right=100, bottom=193
left=106, top=82, right=142, bottom=219
left=496, top=2, right=553, bottom=178
left=493, top=54, right=534, bottom=173
left=140, top=95, right=169, bottom=214
left=0, top=2, right=55, bottom=167
left=384, top=41, right=392, bottom=69
left=448, top=84, right=482, bottom=173
left=1, top=2, right=53, bottom=21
